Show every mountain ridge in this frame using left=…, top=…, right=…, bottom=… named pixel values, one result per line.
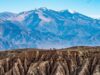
left=0, top=8, right=100, bottom=50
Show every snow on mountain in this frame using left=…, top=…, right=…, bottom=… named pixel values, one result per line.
left=35, top=10, right=52, bottom=26
left=0, top=8, right=100, bottom=50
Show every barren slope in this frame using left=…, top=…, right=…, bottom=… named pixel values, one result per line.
left=0, top=46, right=100, bottom=75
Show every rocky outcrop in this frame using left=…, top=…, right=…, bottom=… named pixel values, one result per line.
left=0, top=46, right=100, bottom=75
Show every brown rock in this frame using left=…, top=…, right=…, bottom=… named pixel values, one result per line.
left=0, top=46, right=99, bottom=75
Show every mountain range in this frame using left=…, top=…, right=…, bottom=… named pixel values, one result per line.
left=0, top=8, right=100, bottom=50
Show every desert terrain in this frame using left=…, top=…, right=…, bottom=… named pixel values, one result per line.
left=0, top=46, right=100, bottom=75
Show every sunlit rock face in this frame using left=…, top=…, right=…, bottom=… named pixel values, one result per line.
left=0, top=46, right=99, bottom=75
left=0, top=8, right=100, bottom=50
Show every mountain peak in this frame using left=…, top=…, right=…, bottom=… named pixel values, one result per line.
left=60, top=9, right=77, bottom=14
left=35, top=7, right=48, bottom=11
left=0, top=8, right=100, bottom=50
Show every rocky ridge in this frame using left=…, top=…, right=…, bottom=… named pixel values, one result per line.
left=0, top=8, right=100, bottom=50
left=0, top=46, right=100, bottom=75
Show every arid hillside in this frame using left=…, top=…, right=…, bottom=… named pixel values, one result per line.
left=0, top=46, right=100, bottom=75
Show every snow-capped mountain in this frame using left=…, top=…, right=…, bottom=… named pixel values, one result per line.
left=0, top=8, right=100, bottom=50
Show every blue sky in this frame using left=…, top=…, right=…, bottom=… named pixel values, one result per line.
left=0, top=0, right=100, bottom=18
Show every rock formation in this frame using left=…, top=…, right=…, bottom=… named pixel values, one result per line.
left=0, top=46, right=100, bottom=75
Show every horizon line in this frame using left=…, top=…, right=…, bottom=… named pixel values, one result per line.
left=0, top=7, right=99, bottom=19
